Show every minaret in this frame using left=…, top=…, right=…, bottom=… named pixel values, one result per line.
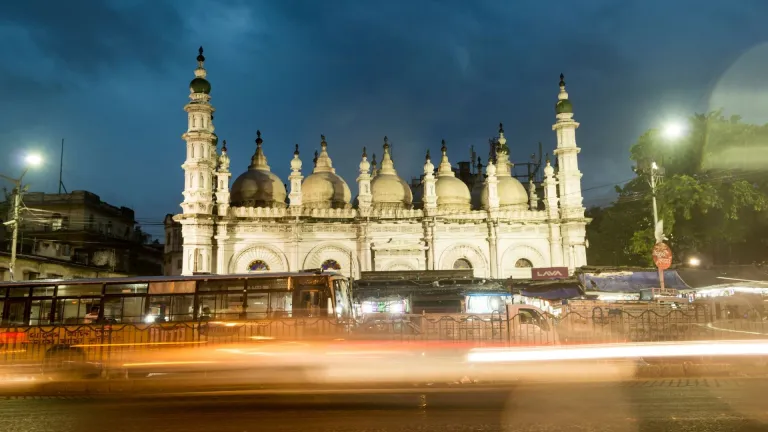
left=370, top=153, right=378, bottom=179
left=288, top=144, right=303, bottom=208
left=215, top=140, right=231, bottom=216
left=528, top=179, right=538, bottom=211
left=181, top=46, right=217, bottom=215
left=356, top=147, right=372, bottom=211
left=484, top=158, right=500, bottom=211
left=495, top=123, right=513, bottom=177
left=422, top=149, right=437, bottom=213
left=543, top=159, right=559, bottom=219
left=543, top=158, right=564, bottom=267
left=553, top=73, right=584, bottom=218
left=180, top=47, right=216, bottom=275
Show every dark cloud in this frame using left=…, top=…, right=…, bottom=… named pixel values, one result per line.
left=3, top=0, right=768, bottom=239
left=0, top=0, right=184, bottom=75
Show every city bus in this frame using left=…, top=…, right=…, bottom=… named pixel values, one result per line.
left=0, top=271, right=354, bottom=326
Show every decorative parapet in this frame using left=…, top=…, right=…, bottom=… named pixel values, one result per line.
left=231, top=206, right=288, bottom=218
left=367, top=208, right=424, bottom=219
left=302, top=207, right=357, bottom=219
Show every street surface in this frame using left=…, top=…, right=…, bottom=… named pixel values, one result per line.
left=1, top=378, right=766, bottom=432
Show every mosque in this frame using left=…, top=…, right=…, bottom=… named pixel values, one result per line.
left=166, top=47, right=588, bottom=281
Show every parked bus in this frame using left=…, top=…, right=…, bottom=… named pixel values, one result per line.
left=0, top=271, right=354, bottom=326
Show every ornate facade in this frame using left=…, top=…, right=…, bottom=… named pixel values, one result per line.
left=167, top=48, right=588, bottom=280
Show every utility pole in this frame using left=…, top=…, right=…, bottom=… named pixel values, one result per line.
left=1, top=154, right=42, bottom=281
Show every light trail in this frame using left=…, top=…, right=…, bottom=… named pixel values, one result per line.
left=467, top=340, right=768, bottom=363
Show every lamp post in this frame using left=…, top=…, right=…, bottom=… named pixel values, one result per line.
left=1, top=154, right=42, bottom=281
left=648, top=121, right=686, bottom=290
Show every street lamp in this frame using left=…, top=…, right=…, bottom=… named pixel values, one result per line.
left=1, top=153, right=43, bottom=281
left=662, top=121, right=686, bottom=140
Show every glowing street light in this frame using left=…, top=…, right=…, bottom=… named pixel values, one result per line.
left=25, top=153, right=42, bottom=167
left=1, top=154, right=44, bottom=280
left=688, top=257, right=701, bottom=267
left=662, top=121, right=686, bottom=140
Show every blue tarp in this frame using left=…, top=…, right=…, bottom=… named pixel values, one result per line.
left=579, top=270, right=688, bottom=293
left=521, top=287, right=582, bottom=300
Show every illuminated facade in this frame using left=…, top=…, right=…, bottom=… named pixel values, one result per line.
left=166, top=48, right=588, bottom=279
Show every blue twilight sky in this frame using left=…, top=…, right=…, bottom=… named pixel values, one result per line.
left=3, top=0, right=768, bottom=240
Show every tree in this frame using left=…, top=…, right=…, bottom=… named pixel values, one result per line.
left=587, top=110, right=768, bottom=266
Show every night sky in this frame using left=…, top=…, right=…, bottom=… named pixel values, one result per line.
left=2, top=0, right=768, bottom=239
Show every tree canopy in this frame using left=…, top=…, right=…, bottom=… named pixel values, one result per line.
left=587, top=110, right=768, bottom=266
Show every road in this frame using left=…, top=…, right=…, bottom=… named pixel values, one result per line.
left=1, top=378, right=767, bottom=432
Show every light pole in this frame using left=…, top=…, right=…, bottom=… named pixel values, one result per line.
left=648, top=121, right=686, bottom=290
left=1, top=154, right=42, bottom=281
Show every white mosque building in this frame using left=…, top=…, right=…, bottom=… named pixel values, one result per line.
left=166, top=47, right=588, bottom=280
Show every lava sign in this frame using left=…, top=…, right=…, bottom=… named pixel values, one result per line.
left=652, top=243, right=672, bottom=270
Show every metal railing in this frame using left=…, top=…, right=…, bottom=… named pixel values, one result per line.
left=1, top=306, right=766, bottom=375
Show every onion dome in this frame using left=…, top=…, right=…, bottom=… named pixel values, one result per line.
left=230, top=130, right=287, bottom=207
left=190, top=47, right=211, bottom=94
left=370, top=136, right=412, bottom=210
left=555, top=73, right=573, bottom=114
left=481, top=124, right=528, bottom=210
left=301, top=135, right=352, bottom=209
left=434, top=140, right=471, bottom=211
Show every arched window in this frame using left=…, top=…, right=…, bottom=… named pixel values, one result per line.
left=321, top=259, right=341, bottom=272
left=248, top=260, right=270, bottom=272
left=453, top=258, right=473, bottom=270
left=515, top=258, right=533, bottom=268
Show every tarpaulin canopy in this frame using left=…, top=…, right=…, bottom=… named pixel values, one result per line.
left=579, top=270, right=688, bottom=293
left=520, top=286, right=582, bottom=300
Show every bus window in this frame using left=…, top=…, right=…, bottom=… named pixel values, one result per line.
left=269, top=292, right=292, bottom=317
left=57, top=284, right=102, bottom=297
left=54, top=299, right=99, bottom=324
left=3, top=300, right=26, bottom=326
left=147, top=295, right=194, bottom=322
left=29, top=299, right=53, bottom=325
left=246, top=292, right=269, bottom=319
left=103, top=297, right=145, bottom=323
left=293, top=289, right=324, bottom=317
left=198, top=292, right=244, bottom=320
left=333, top=279, right=351, bottom=318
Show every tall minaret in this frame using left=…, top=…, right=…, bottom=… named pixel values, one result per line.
left=180, top=47, right=217, bottom=275
left=181, top=46, right=217, bottom=215
left=356, top=147, right=372, bottom=212
left=215, top=140, right=231, bottom=216
left=422, top=150, right=437, bottom=214
left=552, top=73, right=584, bottom=219
left=543, top=159, right=564, bottom=267
left=288, top=144, right=303, bottom=209
left=484, top=158, right=499, bottom=211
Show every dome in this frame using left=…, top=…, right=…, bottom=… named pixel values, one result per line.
left=434, top=140, right=471, bottom=211
left=481, top=150, right=529, bottom=210
left=190, top=77, right=211, bottom=94
left=556, top=99, right=572, bottom=114
left=303, top=172, right=351, bottom=209
left=302, top=136, right=351, bottom=209
left=230, top=131, right=287, bottom=208
left=555, top=73, right=573, bottom=114
left=370, top=137, right=412, bottom=210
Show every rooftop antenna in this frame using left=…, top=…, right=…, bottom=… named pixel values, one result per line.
left=58, top=138, right=68, bottom=194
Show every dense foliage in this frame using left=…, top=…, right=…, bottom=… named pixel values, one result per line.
left=587, top=110, right=768, bottom=266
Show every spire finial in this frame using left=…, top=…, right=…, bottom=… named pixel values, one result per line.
left=426, top=149, right=431, bottom=160
left=222, top=139, right=228, bottom=152
left=294, top=144, right=299, bottom=156
left=320, top=134, right=327, bottom=149
left=559, top=73, right=565, bottom=87
left=499, top=123, right=504, bottom=134
left=362, top=146, right=367, bottom=158
left=197, top=46, right=205, bottom=63
left=441, top=139, right=447, bottom=154
left=256, top=130, right=263, bottom=147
